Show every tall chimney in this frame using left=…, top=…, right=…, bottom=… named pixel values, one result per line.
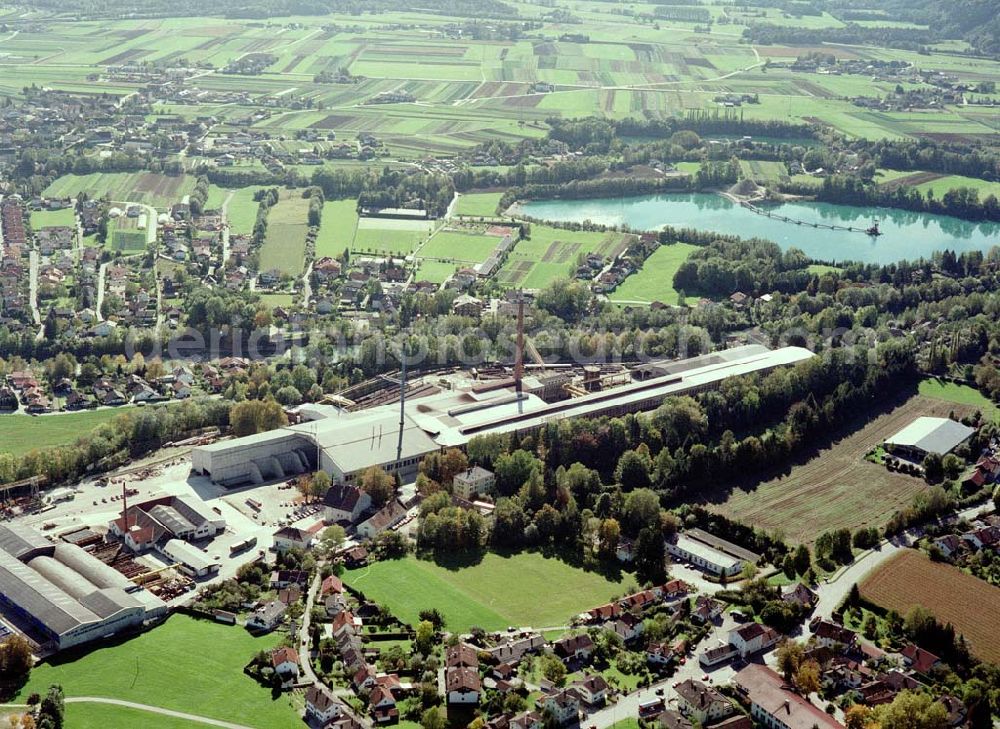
left=121, top=480, right=128, bottom=532
left=514, top=292, right=524, bottom=393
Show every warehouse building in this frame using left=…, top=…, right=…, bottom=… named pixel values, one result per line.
left=667, top=529, right=761, bottom=577
left=0, top=524, right=164, bottom=651
left=884, top=416, right=976, bottom=460
left=108, top=494, right=226, bottom=552
left=193, top=345, right=814, bottom=487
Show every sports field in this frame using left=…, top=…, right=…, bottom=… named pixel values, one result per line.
left=353, top=217, right=436, bottom=256
left=343, top=553, right=637, bottom=632
left=456, top=192, right=503, bottom=217
left=414, top=259, right=459, bottom=284
left=315, top=199, right=359, bottom=258
left=710, top=393, right=976, bottom=544
left=860, top=550, right=1000, bottom=663
left=608, top=243, right=699, bottom=304
left=259, top=191, right=310, bottom=276
left=419, top=228, right=500, bottom=263
left=0, top=410, right=131, bottom=457
left=13, top=615, right=299, bottom=729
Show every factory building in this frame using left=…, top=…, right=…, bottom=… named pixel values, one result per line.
left=193, top=345, right=814, bottom=487
left=108, top=494, right=226, bottom=551
left=0, top=524, right=164, bottom=651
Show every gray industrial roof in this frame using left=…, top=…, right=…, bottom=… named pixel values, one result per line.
left=79, top=588, right=143, bottom=620
left=148, top=505, right=195, bottom=535
left=0, top=524, right=53, bottom=561
left=885, top=417, right=975, bottom=456
left=0, top=550, right=102, bottom=637
left=51, top=543, right=136, bottom=592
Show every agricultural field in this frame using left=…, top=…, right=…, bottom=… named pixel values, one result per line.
left=499, top=226, right=632, bottom=290
left=709, top=392, right=977, bottom=545
left=225, top=187, right=265, bottom=235
left=315, top=199, right=359, bottom=258
left=608, top=243, right=699, bottom=304
left=43, top=172, right=195, bottom=209
left=738, top=160, right=788, bottom=184
left=914, top=174, right=1000, bottom=200
left=66, top=704, right=208, bottom=729
left=860, top=550, right=1000, bottom=663
left=0, top=409, right=133, bottom=457
left=258, top=190, right=310, bottom=276
left=456, top=192, right=504, bottom=218
left=109, top=214, right=147, bottom=251
left=414, top=259, right=460, bottom=284
left=343, top=552, right=638, bottom=632
left=12, top=615, right=299, bottom=729
left=352, top=217, right=437, bottom=256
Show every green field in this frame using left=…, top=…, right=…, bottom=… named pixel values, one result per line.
left=0, top=409, right=131, bottom=457
left=260, top=293, right=294, bottom=309
left=608, top=243, right=699, bottom=304
left=499, top=226, right=629, bottom=290
left=807, top=264, right=843, bottom=275
left=353, top=217, right=437, bottom=256
left=13, top=615, right=299, bottom=729
left=419, top=228, right=500, bottom=263
left=30, top=208, right=76, bottom=228
left=915, top=174, right=1000, bottom=200
left=456, top=192, right=503, bottom=217
left=225, top=187, right=265, bottom=235
left=344, top=553, right=637, bottom=632
left=43, top=172, right=195, bottom=209
left=315, top=199, right=359, bottom=258
left=259, top=191, right=310, bottom=276
left=66, top=703, right=210, bottom=729
left=918, top=378, right=999, bottom=421
left=414, top=259, right=459, bottom=284
left=109, top=215, right=147, bottom=251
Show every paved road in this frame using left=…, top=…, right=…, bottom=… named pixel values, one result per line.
left=95, top=261, right=108, bottom=321
left=28, top=248, right=40, bottom=326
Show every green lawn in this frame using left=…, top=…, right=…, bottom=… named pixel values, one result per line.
left=31, top=208, right=76, bottom=228
left=609, top=243, right=699, bottom=304
left=315, top=199, right=359, bottom=258
left=65, top=703, right=210, bottom=729
left=419, top=229, right=499, bottom=263
left=343, top=552, right=637, bottom=632
left=226, top=187, right=265, bottom=235
left=0, top=410, right=131, bottom=457
left=918, top=379, right=998, bottom=421
left=14, top=615, right=300, bottom=729
left=456, top=192, right=503, bottom=217
left=915, top=174, right=1000, bottom=200
left=807, top=264, right=843, bottom=275
left=413, top=259, right=458, bottom=284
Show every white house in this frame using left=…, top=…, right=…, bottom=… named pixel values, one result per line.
left=453, top=466, right=495, bottom=500
left=271, top=647, right=300, bottom=686
left=305, top=684, right=342, bottom=724
left=447, top=667, right=481, bottom=704
left=324, top=484, right=371, bottom=524
left=536, top=689, right=579, bottom=726
left=571, top=674, right=609, bottom=706
left=675, top=680, right=733, bottom=724
left=246, top=600, right=286, bottom=632
left=729, top=623, right=781, bottom=658
left=272, top=525, right=313, bottom=552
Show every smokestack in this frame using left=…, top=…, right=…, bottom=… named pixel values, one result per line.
left=121, top=480, right=128, bottom=532
left=514, top=291, right=524, bottom=393
left=397, top=339, right=407, bottom=464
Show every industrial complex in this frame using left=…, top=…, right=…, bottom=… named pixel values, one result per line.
left=0, top=524, right=165, bottom=651
left=192, top=344, right=815, bottom=486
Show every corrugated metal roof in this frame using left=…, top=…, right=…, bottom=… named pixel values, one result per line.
left=0, top=550, right=101, bottom=637
left=885, top=416, right=975, bottom=456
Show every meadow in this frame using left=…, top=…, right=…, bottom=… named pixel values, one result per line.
left=315, top=198, right=360, bottom=258
left=343, top=552, right=637, bottom=632
left=0, top=409, right=131, bottom=457
left=419, top=228, right=502, bottom=263
left=224, top=187, right=265, bottom=235
left=917, top=378, right=999, bottom=421
left=258, top=191, right=310, bottom=276
left=352, top=217, right=437, bottom=256
left=860, top=550, right=1000, bottom=663
left=499, top=226, right=630, bottom=290
left=608, top=243, right=699, bottom=304
left=13, top=615, right=300, bottom=729
left=30, top=208, right=76, bottom=228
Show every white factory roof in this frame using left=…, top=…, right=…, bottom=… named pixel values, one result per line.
left=670, top=534, right=743, bottom=572
left=161, top=539, right=215, bottom=573
left=885, top=416, right=975, bottom=456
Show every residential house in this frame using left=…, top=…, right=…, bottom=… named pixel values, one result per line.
left=536, top=688, right=579, bottom=726
left=553, top=633, right=594, bottom=663
left=324, top=484, right=372, bottom=524
left=305, top=684, right=342, bottom=724
left=659, top=710, right=695, bottom=729
left=272, top=525, right=313, bottom=552
left=270, top=647, right=300, bottom=686
left=356, top=500, right=407, bottom=540
left=446, top=667, right=481, bottom=705
left=693, top=596, right=723, bottom=624
left=811, top=620, right=857, bottom=653
left=729, top=623, right=781, bottom=658
left=570, top=674, right=608, bottom=706
left=447, top=643, right=479, bottom=668
left=900, top=644, right=941, bottom=675
left=369, top=685, right=398, bottom=724
left=782, top=583, right=818, bottom=609
left=675, top=679, right=733, bottom=724
left=246, top=600, right=286, bottom=632
left=486, top=633, right=545, bottom=664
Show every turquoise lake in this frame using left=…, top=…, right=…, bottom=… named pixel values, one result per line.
left=516, top=194, right=1000, bottom=265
